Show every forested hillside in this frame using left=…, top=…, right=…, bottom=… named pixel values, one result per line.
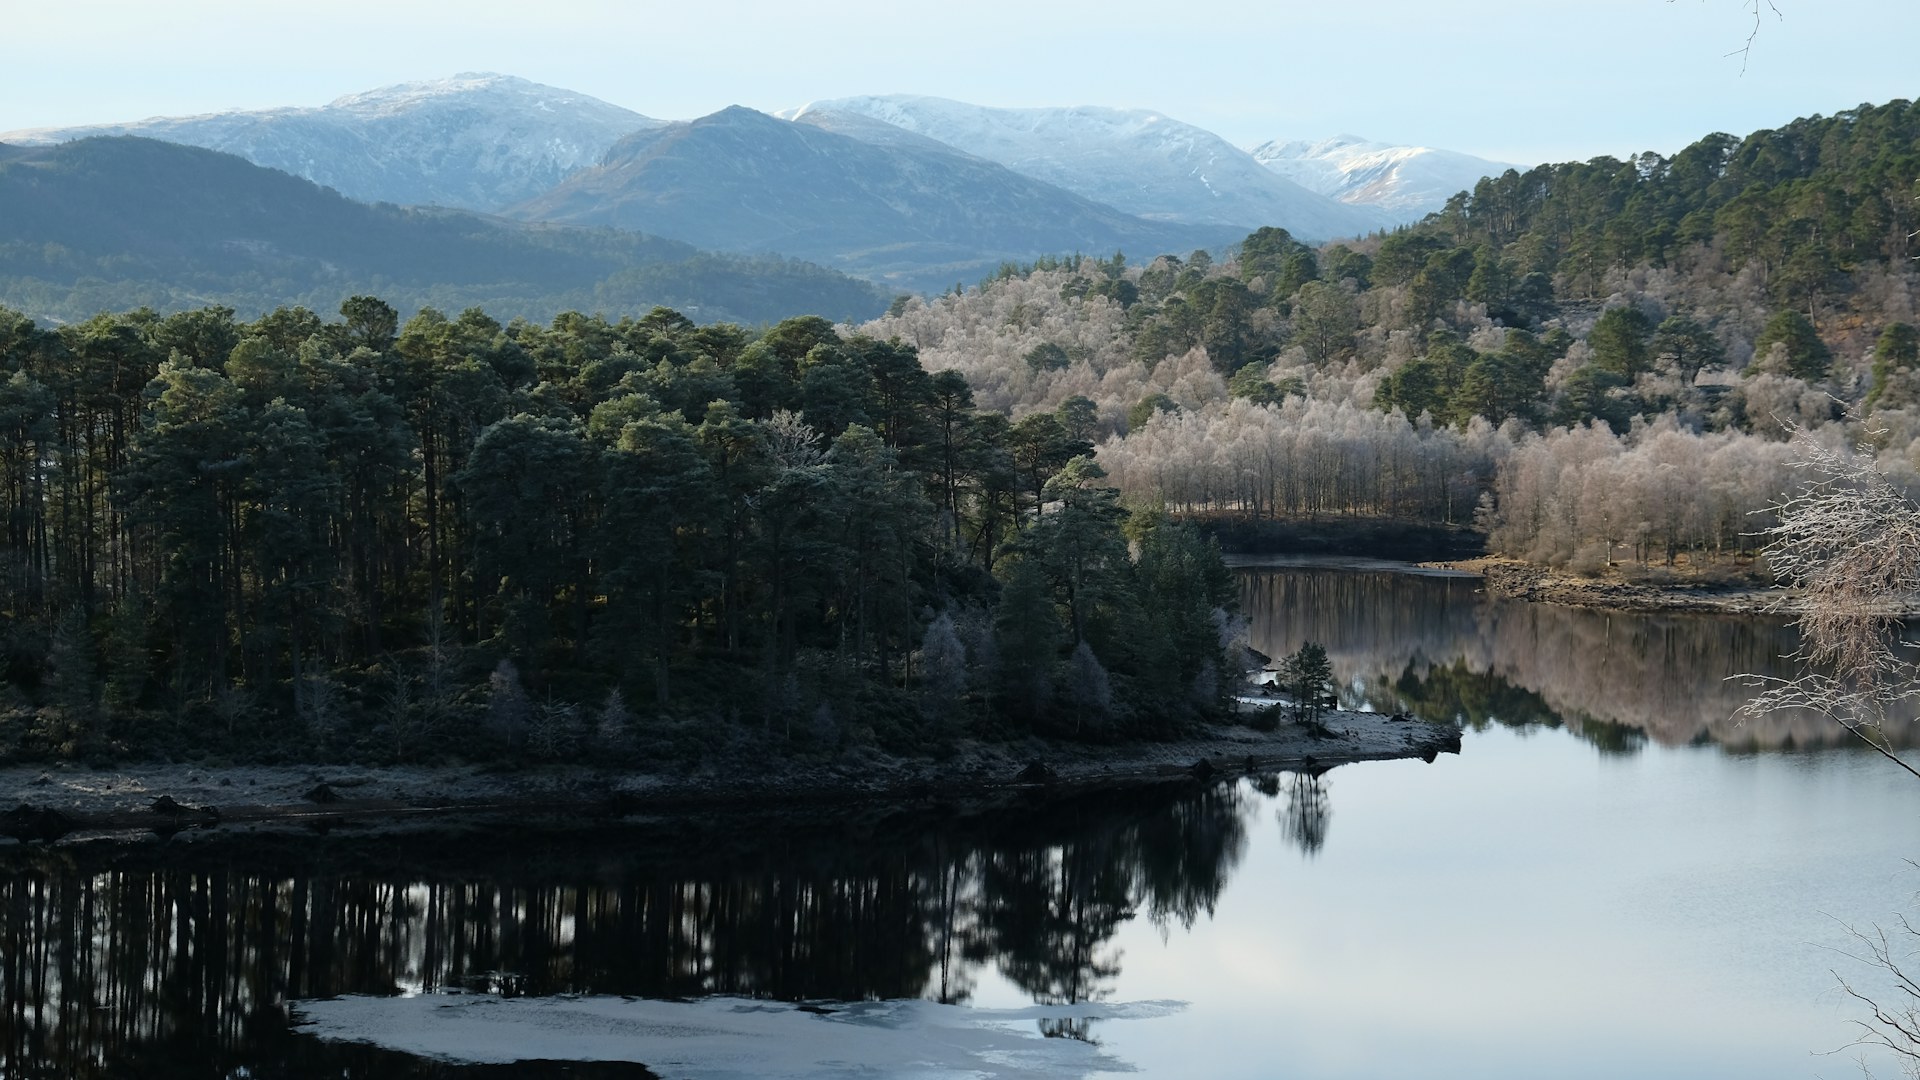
left=0, top=299, right=1239, bottom=764
left=5, top=98, right=1915, bottom=764
left=866, top=99, right=1920, bottom=571
left=0, top=137, right=889, bottom=325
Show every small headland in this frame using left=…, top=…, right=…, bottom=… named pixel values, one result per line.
left=1426, top=555, right=1785, bottom=614
left=1199, top=515, right=1786, bottom=614
left=0, top=715, right=1460, bottom=845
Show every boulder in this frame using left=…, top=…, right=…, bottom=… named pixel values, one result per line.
left=0, top=803, right=76, bottom=843
left=1015, top=761, right=1059, bottom=784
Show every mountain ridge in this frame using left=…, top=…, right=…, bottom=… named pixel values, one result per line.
left=780, top=94, right=1390, bottom=239
left=0, top=73, right=658, bottom=212
left=508, top=105, right=1239, bottom=291
left=1250, top=134, right=1516, bottom=221
left=0, top=135, right=888, bottom=324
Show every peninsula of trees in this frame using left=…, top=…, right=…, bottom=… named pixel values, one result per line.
left=0, top=300, right=1241, bottom=764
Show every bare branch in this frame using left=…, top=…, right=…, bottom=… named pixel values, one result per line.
left=1733, top=422, right=1920, bottom=774
left=1673, top=0, right=1784, bottom=73
left=1822, top=916, right=1920, bottom=1075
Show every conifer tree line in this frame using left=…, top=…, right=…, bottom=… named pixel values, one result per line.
left=870, top=99, right=1920, bottom=572
left=0, top=300, right=1242, bottom=761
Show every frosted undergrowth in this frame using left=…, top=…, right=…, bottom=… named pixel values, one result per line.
left=293, top=993, right=1184, bottom=1079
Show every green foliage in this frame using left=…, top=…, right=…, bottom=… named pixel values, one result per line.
left=1650, top=315, right=1725, bottom=380
left=1127, top=393, right=1179, bottom=432
left=1424, top=100, right=1920, bottom=307
left=1278, top=642, right=1336, bottom=728
left=0, top=297, right=1240, bottom=764
left=1320, top=245, right=1373, bottom=290
left=1227, top=365, right=1292, bottom=407
left=1290, top=281, right=1359, bottom=365
left=1374, top=327, right=1553, bottom=429
left=1750, top=309, right=1833, bottom=381
left=1552, top=366, right=1635, bottom=432
left=1054, top=395, right=1101, bottom=444
left=1868, top=323, right=1920, bottom=408
left=1024, top=341, right=1071, bottom=372
left=1588, top=307, right=1654, bottom=378
left=1372, top=232, right=1446, bottom=288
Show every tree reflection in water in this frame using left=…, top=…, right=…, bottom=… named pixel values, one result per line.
left=0, top=782, right=1263, bottom=1075
left=1240, top=563, right=1875, bottom=750
left=1281, top=772, right=1333, bottom=856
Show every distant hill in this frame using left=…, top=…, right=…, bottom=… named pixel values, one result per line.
left=1250, top=135, right=1517, bottom=223
left=781, top=95, right=1389, bottom=239
left=0, top=73, right=658, bottom=212
left=0, top=136, right=890, bottom=325
left=508, top=105, right=1237, bottom=291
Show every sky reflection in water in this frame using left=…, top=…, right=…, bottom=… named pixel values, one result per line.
left=4, top=562, right=1915, bottom=1078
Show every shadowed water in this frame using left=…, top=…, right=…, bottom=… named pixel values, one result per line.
left=0, top=786, right=1255, bottom=1078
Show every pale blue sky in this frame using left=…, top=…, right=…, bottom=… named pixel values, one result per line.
left=3, top=0, right=1914, bottom=166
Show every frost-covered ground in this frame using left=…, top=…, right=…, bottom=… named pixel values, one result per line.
left=293, top=993, right=1183, bottom=1079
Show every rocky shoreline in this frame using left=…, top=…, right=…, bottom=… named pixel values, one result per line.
left=0, top=712, right=1461, bottom=844
left=1425, top=556, right=1789, bottom=614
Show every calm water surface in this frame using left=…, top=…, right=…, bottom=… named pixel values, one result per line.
left=3, top=560, right=1915, bottom=1078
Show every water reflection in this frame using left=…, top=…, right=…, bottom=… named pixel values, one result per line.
left=1280, top=773, right=1333, bottom=856
left=1239, top=562, right=1879, bottom=750
left=0, top=782, right=1292, bottom=1076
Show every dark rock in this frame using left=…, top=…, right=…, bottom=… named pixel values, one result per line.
left=1015, top=761, right=1059, bottom=785
left=1, top=804, right=76, bottom=843
left=1189, top=758, right=1217, bottom=780
left=305, top=783, right=342, bottom=804
left=151, top=796, right=219, bottom=824
left=1389, top=713, right=1411, bottom=723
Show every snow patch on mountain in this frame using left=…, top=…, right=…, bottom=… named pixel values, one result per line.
left=781, top=95, right=1390, bottom=241
left=1249, top=135, right=1517, bottom=223
left=0, top=73, right=659, bottom=211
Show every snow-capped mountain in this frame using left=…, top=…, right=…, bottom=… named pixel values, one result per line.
left=0, top=73, right=658, bottom=212
left=509, top=105, right=1235, bottom=291
left=780, top=95, right=1390, bottom=241
left=1249, top=135, right=1517, bottom=223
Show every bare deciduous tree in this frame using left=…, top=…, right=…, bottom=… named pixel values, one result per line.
left=1739, top=426, right=1920, bottom=779
left=1741, top=426, right=1920, bottom=1076
left=1828, top=913, right=1920, bottom=1077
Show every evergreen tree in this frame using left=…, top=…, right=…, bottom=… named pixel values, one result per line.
left=1279, top=642, right=1336, bottom=729
left=1589, top=307, right=1654, bottom=378
left=1751, top=310, right=1832, bottom=381
left=1867, top=323, right=1920, bottom=409
left=994, top=558, right=1061, bottom=725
